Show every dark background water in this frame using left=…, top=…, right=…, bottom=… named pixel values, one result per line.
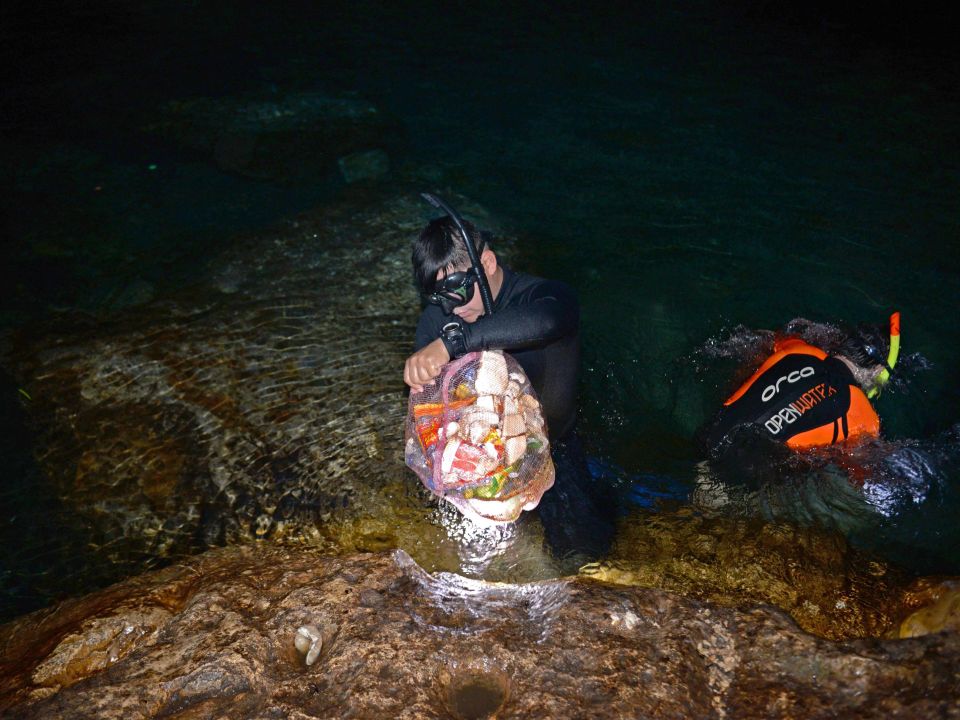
left=2, top=1, right=959, bottom=619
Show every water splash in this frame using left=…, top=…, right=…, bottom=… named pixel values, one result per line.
left=691, top=428, right=960, bottom=573
left=394, top=550, right=570, bottom=643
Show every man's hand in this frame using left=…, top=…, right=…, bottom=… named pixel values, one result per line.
left=403, top=338, right=451, bottom=393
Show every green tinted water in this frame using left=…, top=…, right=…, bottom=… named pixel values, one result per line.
left=348, top=5, right=958, bottom=476
left=299, top=3, right=960, bottom=572
left=362, top=8, right=960, bottom=452
left=2, top=2, right=958, bottom=620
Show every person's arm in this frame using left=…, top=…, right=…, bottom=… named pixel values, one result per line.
left=460, top=280, right=578, bottom=354
left=406, top=307, right=450, bottom=392
left=404, top=279, right=579, bottom=390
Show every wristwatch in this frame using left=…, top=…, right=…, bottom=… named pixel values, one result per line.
left=439, top=321, right=467, bottom=359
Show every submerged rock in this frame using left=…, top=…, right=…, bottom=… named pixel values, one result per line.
left=3, top=189, right=501, bottom=602
left=146, top=92, right=402, bottom=183
left=898, top=579, right=960, bottom=638
left=0, top=546, right=957, bottom=719
left=582, top=508, right=928, bottom=641
left=338, top=148, right=390, bottom=183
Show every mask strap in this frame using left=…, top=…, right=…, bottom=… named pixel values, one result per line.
left=421, top=193, right=494, bottom=316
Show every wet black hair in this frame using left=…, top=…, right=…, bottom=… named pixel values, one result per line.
left=411, top=216, right=490, bottom=295
left=781, top=318, right=890, bottom=371
left=839, top=325, right=892, bottom=369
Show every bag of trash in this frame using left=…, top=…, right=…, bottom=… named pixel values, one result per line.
left=404, top=350, right=555, bottom=523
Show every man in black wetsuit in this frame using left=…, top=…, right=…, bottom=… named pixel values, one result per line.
left=403, top=199, right=614, bottom=561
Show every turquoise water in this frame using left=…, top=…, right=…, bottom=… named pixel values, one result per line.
left=2, top=2, right=958, bottom=618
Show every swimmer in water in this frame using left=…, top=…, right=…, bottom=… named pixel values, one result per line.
left=701, top=312, right=901, bottom=453
left=692, top=314, right=960, bottom=573
left=404, top=193, right=615, bottom=563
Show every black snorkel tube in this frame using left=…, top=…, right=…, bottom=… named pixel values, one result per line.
left=421, top=192, right=495, bottom=316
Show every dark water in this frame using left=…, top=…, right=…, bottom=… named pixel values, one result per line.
left=2, top=2, right=959, bottom=619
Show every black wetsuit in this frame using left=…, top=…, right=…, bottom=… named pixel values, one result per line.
left=414, top=265, right=614, bottom=560
left=415, top=265, right=580, bottom=442
left=700, top=341, right=879, bottom=453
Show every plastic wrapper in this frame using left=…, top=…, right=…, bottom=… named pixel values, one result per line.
left=405, top=350, right=555, bottom=524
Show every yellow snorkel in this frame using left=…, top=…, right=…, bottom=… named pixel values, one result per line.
left=867, top=311, right=901, bottom=399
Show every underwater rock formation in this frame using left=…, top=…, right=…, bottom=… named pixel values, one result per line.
left=897, top=579, right=960, bottom=638
left=3, top=188, right=521, bottom=617
left=6, top=191, right=487, bottom=576
left=4, top=185, right=957, bottom=645
left=0, top=546, right=957, bottom=719
left=338, top=148, right=391, bottom=183
left=145, top=91, right=402, bottom=183
left=583, top=508, right=926, bottom=641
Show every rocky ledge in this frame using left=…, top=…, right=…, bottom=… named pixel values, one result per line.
left=1, top=545, right=957, bottom=719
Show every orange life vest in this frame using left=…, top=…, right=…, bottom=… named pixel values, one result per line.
left=712, top=338, right=879, bottom=449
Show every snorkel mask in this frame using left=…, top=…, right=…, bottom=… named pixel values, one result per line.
left=420, top=193, right=495, bottom=317
left=866, top=311, right=901, bottom=399
left=425, top=236, right=487, bottom=314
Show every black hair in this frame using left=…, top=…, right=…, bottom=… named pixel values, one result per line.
left=837, top=323, right=891, bottom=369
left=412, top=216, right=489, bottom=295
left=779, top=318, right=889, bottom=367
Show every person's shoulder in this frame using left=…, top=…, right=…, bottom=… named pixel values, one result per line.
left=415, top=304, right=447, bottom=349
left=508, top=268, right=577, bottom=297
left=417, top=303, right=447, bottom=328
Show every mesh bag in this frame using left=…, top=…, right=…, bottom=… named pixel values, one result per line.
left=405, top=350, right=555, bottom=523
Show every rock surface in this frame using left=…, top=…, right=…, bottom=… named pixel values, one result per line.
left=5, top=186, right=959, bottom=714
left=585, top=508, right=920, bottom=641
left=898, top=579, right=960, bottom=638
left=2, top=188, right=504, bottom=605
left=7, top=192, right=433, bottom=556
left=0, top=545, right=957, bottom=719
left=145, top=92, right=401, bottom=183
